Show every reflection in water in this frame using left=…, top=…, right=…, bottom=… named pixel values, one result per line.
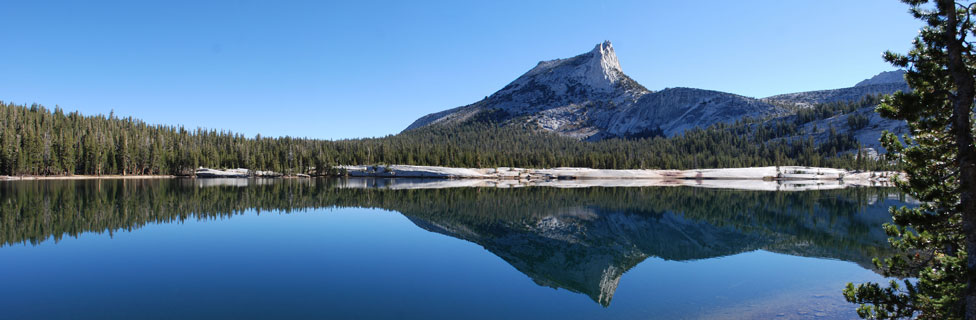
left=0, top=178, right=905, bottom=307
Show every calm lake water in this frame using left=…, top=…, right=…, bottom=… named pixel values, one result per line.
left=0, top=178, right=907, bottom=319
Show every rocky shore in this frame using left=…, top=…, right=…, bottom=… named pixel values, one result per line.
left=340, top=165, right=898, bottom=182
left=2, top=165, right=899, bottom=192
left=0, top=175, right=177, bottom=181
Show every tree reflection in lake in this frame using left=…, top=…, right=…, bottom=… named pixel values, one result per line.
left=0, top=178, right=905, bottom=307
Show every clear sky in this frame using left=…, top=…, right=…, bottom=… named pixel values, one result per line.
left=1, top=0, right=921, bottom=140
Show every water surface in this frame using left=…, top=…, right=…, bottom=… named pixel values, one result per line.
left=0, top=179, right=907, bottom=319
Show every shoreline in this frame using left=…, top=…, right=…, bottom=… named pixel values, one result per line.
left=339, top=165, right=899, bottom=182
left=0, top=175, right=180, bottom=181
left=334, top=177, right=894, bottom=192
left=1, top=165, right=900, bottom=184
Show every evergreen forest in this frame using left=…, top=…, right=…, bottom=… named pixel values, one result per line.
left=0, top=97, right=891, bottom=176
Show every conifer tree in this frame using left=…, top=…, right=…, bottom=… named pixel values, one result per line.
left=844, top=1, right=976, bottom=318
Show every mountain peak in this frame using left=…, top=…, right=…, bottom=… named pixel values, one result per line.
left=523, top=40, right=625, bottom=86
left=855, top=70, right=907, bottom=87
left=591, top=40, right=622, bottom=73
left=536, top=40, right=625, bottom=92
left=405, top=41, right=781, bottom=137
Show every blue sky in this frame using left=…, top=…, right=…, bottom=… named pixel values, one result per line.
left=1, top=1, right=921, bottom=139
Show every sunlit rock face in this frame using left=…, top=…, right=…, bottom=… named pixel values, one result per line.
left=403, top=41, right=785, bottom=139
left=761, top=70, right=911, bottom=153
left=405, top=43, right=909, bottom=145
left=764, top=70, right=909, bottom=107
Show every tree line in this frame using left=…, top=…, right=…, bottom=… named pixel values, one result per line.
left=0, top=98, right=890, bottom=177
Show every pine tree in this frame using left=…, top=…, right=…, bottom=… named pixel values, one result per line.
left=844, top=1, right=976, bottom=318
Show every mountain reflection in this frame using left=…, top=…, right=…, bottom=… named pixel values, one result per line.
left=0, top=178, right=904, bottom=306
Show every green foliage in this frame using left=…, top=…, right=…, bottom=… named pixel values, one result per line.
left=0, top=178, right=899, bottom=256
left=0, top=102, right=335, bottom=176
left=0, top=93, right=890, bottom=176
left=794, top=95, right=883, bottom=125
left=847, top=113, right=871, bottom=131
left=844, top=1, right=976, bottom=318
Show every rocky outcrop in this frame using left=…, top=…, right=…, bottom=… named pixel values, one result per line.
left=339, top=165, right=899, bottom=189
left=764, top=70, right=909, bottom=107
left=195, top=167, right=250, bottom=178
left=777, top=105, right=910, bottom=153
left=760, top=70, right=911, bottom=152
left=603, top=87, right=784, bottom=137
left=763, top=83, right=909, bottom=107
left=404, top=42, right=915, bottom=161
left=405, top=42, right=911, bottom=145
left=404, top=41, right=784, bottom=139
left=855, top=70, right=907, bottom=87
left=194, top=168, right=298, bottom=178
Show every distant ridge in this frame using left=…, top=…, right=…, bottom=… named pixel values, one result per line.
left=763, top=70, right=909, bottom=107
left=855, top=70, right=907, bottom=87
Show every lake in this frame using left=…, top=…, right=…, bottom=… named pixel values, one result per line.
left=0, top=178, right=908, bottom=319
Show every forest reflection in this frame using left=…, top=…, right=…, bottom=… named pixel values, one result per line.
left=0, top=178, right=905, bottom=306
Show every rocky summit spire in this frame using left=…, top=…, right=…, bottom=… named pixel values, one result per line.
left=515, top=41, right=628, bottom=93
left=404, top=40, right=651, bottom=133
left=572, top=40, right=624, bottom=92
left=592, top=40, right=622, bottom=74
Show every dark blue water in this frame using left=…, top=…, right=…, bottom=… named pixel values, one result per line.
left=0, top=179, right=905, bottom=319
